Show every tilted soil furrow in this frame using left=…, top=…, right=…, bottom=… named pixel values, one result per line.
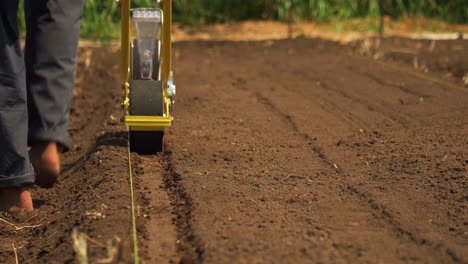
left=254, top=87, right=463, bottom=263
left=262, top=40, right=419, bottom=129
left=313, top=78, right=416, bottom=128
left=345, top=185, right=463, bottom=263
left=258, top=43, right=463, bottom=261
left=130, top=153, right=180, bottom=263
left=167, top=39, right=466, bottom=263
left=161, top=149, right=206, bottom=263
left=168, top=41, right=360, bottom=263
left=204, top=39, right=467, bottom=262
left=249, top=54, right=371, bottom=130
left=362, top=71, right=430, bottom=98
left=254, top=92, right=338, bottom=171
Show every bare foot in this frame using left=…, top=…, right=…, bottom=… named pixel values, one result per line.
left=0, top=187, right=33, bottom=213
left=30, top=142, right=61, bottom=188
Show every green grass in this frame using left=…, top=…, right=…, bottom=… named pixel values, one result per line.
left=17, top=0, right=468, bottom=39
left=81, top=0, right=157, bottom=40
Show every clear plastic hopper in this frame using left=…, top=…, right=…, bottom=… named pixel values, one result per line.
left=132, top=8, right=162, bottom=80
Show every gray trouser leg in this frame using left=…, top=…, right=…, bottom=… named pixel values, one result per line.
left=0, top=0, right=36, bottom=188
left=25, top=0, right=85, bottom=151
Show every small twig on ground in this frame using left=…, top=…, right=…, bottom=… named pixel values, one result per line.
left=47, top=230, right=59, bottom=239
left=0, top=217, right=41, bottom=231
left=12, top=243, right=19, bottom=264
left=82, top=234, right=107, bottom=248
left=442, top=154, right=448, bottom=161
left=23, top=213, right=39, bottom=223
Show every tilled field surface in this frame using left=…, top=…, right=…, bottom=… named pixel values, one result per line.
left=0, top=38, right=466, bottom=264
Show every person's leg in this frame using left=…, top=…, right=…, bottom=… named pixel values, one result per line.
left=24, top=0, right=85, bottom=188
left=0, top=0, right=34, bottom=212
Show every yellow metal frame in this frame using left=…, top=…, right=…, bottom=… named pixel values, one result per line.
left=120, top=0, right=173, bottom=132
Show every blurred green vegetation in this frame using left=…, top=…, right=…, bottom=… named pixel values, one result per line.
left=17, top=0, right=467, bottom=39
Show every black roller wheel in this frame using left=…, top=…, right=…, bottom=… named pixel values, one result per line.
left=129, top=39, right=164, bottom=154
left=130, top=130, right=163, bottom=154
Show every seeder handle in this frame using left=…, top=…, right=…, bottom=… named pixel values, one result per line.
left=121, top=0, right=131, bottom=82
left=161, top=0, right=172, bottom=96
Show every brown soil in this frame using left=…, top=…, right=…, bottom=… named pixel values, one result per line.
left=0, top=37, right=466, bottom=263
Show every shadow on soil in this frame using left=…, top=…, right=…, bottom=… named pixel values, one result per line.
left=62, top=131, right=127, bottom=175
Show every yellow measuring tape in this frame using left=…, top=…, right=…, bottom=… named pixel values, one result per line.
left=127, top=132, right=140, bottom=264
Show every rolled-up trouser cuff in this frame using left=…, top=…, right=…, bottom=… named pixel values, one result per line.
left=28, top=130, right=72, bottom=152
left=0, top=172, right=35, bottom=188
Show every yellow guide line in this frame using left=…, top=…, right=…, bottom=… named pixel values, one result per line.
left=127, top=131, right=140, bottom=264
